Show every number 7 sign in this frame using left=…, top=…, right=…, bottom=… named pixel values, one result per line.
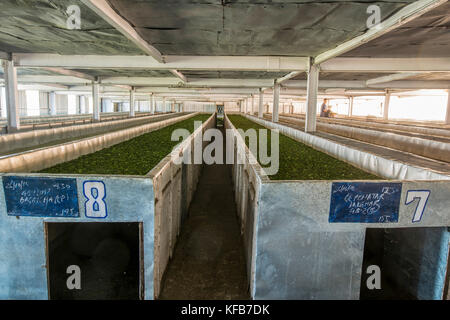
left=405, top=190, right=431, bottom=223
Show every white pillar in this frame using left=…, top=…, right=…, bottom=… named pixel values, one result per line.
left=92, top=82, right=100, bottom=121
left=251, top=95, right=255, bottom=115
left=272, top=82, right=280, bottom=123
left=348, top=96, right=354, bottom=117
left=445, top=90, right=450, bottom=125
left=258, top=89, right=264, bottom=118
left=162, top=97, right=166, bottom=113
left=305, top=63, right=319, bottom=133
left=3, top=60, right=20, bottom=132
left=383, top=91, right=390, bottom=120
left=171, top=101, right=175, bottom=112
left=129, top=88, right=135, bottom=117
left=48, top=91, right=56, bottom=116
left=149, top=94, right=154, bottom=114
left=0, top=88, right=3, bottom=118
left=79, top=95, right=86, bottom=114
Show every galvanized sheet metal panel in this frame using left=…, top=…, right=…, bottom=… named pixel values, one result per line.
left=0, top=174, right=154, bottom=300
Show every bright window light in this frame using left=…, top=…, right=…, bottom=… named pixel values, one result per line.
left=352, top=96, right=384, bottom=117
left=67, top=94, right=77, bottom=115
left=389, top=91, right=448, bottom=121
left=25, top=90, right=40, bottom=116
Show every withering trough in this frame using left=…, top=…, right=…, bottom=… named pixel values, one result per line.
left=0, top=112, right=215, bottom=299
left=226, top=113, right=450, bottom=300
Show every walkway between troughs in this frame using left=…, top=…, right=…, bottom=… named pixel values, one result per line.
left=159, top=127, right=249, bottom=300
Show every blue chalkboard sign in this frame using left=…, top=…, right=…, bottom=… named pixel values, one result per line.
left=329, top=182, right=402, bottom=223
left=2, top=176, right=79, bottom=218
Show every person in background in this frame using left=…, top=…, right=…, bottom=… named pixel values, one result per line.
left=320, top=99, right=328, bottom=117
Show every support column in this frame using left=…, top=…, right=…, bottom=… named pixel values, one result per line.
left=149, top=94, right=154, bottom=114
left=251, top=95, right=255, bottom=115
left=129, top=88, right=135, bottom=117
left=272, top=82, right=280, bottom=123
left=171, top=100, right=175, bottom=112
left=79, top=95, right=86, bottom=114
left=92, top=81, right=100, bottom=122
left=305, top=63, right=319, bottom=133
left=3, top=60, right=20, bottom=132
left=0, top=87, right=3, bottom=118
left=348, top=96, right=354, bottom=117
left=258, top=89, right=264, bottom=118
left=383, top=90, right=391, bottom=120
left=445, top=90, right=450, bottom=125
left=48, top=91, right=56, bottom=116
left=163, top=97, right=166, bottom=113
left=84, top=96, right=89, bottom=114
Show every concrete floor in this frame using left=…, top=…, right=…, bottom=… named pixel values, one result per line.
left=159, top=126, right=249, bottom=300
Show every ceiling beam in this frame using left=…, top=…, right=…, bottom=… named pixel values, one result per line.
left=276, top=71, right=303, bottom=85
left=80, top=0, right=164, bottom=63
left=111, top=84, right=132, bottom=91
left=101, top=77, right=182, bottom=86
left=366, top=73, right=421, bottom=85
left=18, top=84, right=70, bottom=90
left=315, top=0, right=447, bottom=64
left=99, top=77, right=274, bottom=88
left=13, top=54, right=309, bottom=72
left=169, top=70, right=187, bottom=83
left=16, top=75, right=90, bottom=84
left=321, top=57, right=450, bottom=72
left=0, top=51, right=11, bottom=60
left=185, top=78, right=274, bottom=88
left=136, top=87, right=260, bottom=94
left=64, top=85, right=260, bottom=95
left=284, top=79, right=450, bottom=90
left=39, top=67, right=96, bottom=81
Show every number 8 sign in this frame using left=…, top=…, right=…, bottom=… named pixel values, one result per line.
left=83, top=181, right=107, bottom=218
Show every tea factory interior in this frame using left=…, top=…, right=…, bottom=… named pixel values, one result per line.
left=0, top=0, right=449, bottom=300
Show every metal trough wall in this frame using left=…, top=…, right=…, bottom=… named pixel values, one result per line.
left=227, top=113, right=450, bottom=300
left=0, top=113, right=182, bottom=156
left=149, top=113, right=215, bottom=298
left=0, top=112, right=199, bottom=173
left=273, top=115, right=450, bottom=163
left=247, top=114, right=450, bottom=181
left=0, top=113, right=215, bottom=300
left=224, top=114, right=262, bottom=297
left=0, top=173, right=155, bottom=299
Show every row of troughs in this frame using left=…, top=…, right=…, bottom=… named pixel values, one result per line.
left=0, top=111, right=448, bottom=299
